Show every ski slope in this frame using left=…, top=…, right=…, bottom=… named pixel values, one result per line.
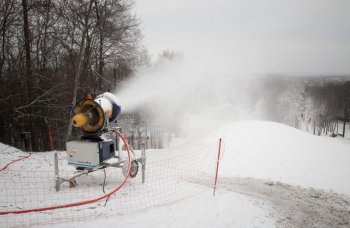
left=209, top=120, right=350, bottom=195
left=1, top=120, right=350, bottom=228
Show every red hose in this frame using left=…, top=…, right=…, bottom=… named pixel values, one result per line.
left=0, top=153, right=32, bottom=173
left=0, top=131, right=131, bottom=215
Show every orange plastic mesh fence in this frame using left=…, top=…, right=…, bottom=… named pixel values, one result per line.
left=0, top=142, right=219, bottom=228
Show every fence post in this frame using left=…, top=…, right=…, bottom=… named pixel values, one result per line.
left=141, top=141, right=146, bottom=184
left=48, top=125, right=55, bottom=151
left=54, top=152, right=60, bottom=192
left=213, top=138, right=222, bottom=196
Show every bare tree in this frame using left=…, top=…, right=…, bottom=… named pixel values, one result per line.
left=0, top=0, right=145, bottom=150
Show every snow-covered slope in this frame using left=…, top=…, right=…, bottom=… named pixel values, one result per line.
left=208, top=120, right=350, bottom=195
left=1, top=120, right=350, bottom=228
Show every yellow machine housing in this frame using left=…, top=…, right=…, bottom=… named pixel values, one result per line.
left=71, top=92, right=121, bottom=135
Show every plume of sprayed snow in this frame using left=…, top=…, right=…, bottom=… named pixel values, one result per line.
left=115, top=53, right=260, bottom=136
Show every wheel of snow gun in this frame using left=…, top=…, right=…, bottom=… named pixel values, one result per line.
left=122, top=160, right=139, bottom=178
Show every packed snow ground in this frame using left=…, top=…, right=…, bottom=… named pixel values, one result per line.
left=209, top=120, right=350, bottom=195
left=1, top=120, right=350, bottom=228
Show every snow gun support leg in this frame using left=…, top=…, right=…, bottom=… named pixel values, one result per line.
left=54, top=152, right=87, bottom=190
left=141, top=141, right=146, bottom=184
left=54, top=152, right=60, bottom=192
left=54, top=151, right=90, bottom=191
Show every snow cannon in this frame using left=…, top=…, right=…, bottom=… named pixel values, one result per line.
left=71, top=92, right=121, bottom=135
left=66, top=92, right=123, bottom=170
left=59, top=92, right=144, bottom=190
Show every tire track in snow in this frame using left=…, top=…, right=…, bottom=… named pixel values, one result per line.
left=218, top=177, right=350, bottom=228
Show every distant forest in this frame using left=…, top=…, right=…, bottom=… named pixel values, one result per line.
left=257, top=76, right=350, bottom=137
left=0, top=0, right=148, bottom=151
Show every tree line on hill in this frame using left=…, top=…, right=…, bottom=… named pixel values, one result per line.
left=258, top=76, right=350, bottom=137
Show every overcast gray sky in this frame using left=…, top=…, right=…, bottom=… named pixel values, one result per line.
left=135, top=0, right=350, bottom=76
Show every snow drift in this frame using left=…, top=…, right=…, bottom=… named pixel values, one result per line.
left=207, top=120, right=350, bottom=195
